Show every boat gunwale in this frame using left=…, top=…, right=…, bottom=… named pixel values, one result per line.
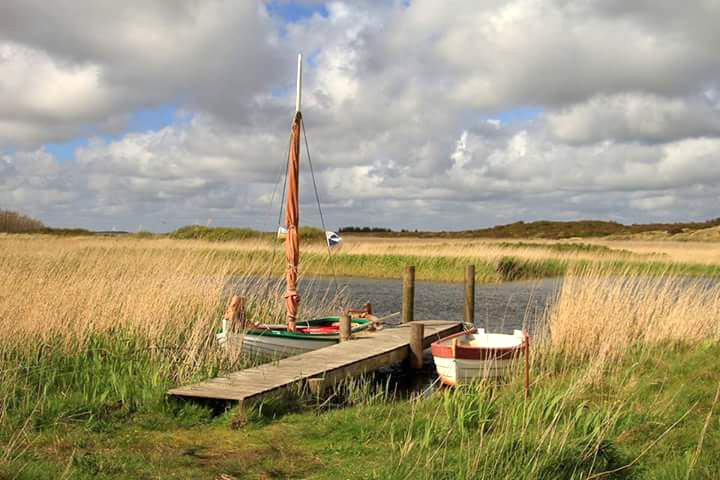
left=243, top=316, right=371, bottom=341
left=431, top=330, right=528, bottom=360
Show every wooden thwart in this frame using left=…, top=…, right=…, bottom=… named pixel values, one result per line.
left=167, top=320, right=463, bottom=404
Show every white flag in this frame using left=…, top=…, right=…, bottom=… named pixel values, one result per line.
left=325, top=231, right=342, bottom=247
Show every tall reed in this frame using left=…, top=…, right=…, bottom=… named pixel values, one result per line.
left=542, top=266, right=720, bottom=379
left=0, top=235, right=344, bottom=446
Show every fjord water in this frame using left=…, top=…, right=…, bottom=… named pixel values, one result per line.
left=298, top=276, right=562, bottom=333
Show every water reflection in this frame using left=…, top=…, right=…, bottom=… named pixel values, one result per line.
left=297, top=276, right=562, bottom=334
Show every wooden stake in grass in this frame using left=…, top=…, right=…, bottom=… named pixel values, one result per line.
left=410, top=322, right=424, bottom=369
left=224, top=295, right=246, bottom=333
left=402, top=265, right=415, bottom=323
left=464, top=264, right=475, bottom=325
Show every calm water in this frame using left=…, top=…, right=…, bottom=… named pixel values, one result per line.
left=296, top=276, right=562, bottom=333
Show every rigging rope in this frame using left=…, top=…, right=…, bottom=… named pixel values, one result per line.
left=270, top=122, right=295, bottom=269
left=300, top=116, right=339, bottom=293
left=276, top=127, right=293, bottom=229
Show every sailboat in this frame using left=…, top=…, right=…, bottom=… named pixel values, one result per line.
left=216, top=53, right=372, bottom=359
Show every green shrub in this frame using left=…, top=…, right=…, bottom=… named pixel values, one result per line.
left=169, top=225, right=266, bottom=241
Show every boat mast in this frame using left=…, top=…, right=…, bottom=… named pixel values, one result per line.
left=284, top=53, right=302, bottom=332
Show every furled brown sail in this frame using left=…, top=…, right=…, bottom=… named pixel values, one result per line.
left=284, top=111, right=302, bottom=332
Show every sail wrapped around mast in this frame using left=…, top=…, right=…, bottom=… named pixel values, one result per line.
left=284, top=111, right=302, bottom=332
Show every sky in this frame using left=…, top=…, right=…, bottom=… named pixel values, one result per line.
left=1, top=0, right=720, bottom=232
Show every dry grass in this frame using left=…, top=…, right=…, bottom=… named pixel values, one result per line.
left=0, top=235, right=343, bottom=379
left=0, top=237, right=223, bottom=361
left=321, top=235, right=632, bottom=263
left=5, top=233, right=720, bottom=281
left=541, top=266, right=720, bottom=381
left=335, top=235, right=720, bottom=266
left=587, top=238, right=720, bottom=265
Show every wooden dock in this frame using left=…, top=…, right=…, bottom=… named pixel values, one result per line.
left=168, top=320, right=463, bottom=404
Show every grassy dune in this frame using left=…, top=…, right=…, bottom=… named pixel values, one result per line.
left=1, top=235, right=719, bottom=478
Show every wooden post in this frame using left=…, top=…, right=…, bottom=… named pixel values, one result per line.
left=410, top=322, right=424, bottom=369
left=464, top=265, right=475, bottom=325
left=339, top=311, right=352, bottom=342
left=402, top=265, right=415, bottom=323
left=224, top=295, right=246, bottom=333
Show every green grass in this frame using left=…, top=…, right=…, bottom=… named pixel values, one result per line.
left=169, top=225, right=268, bottom=241
left=188, top=247, right=720, bottom=283
left=169, top=225, right=326, bottom=242
left=494, top=241, right=639, bottom=256
left=2, top=340, right=719, bottom=479
left=204, top=248, right=569, bottom=282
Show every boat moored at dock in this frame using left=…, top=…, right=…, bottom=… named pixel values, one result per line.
left=431, top=328, right=529, bottom=386
left=217, top=315, right=372, bottom=360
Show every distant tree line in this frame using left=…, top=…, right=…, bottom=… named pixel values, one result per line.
left=338, top=226, right=394, bottom=233
left=0, top=209, right=45, bottom=233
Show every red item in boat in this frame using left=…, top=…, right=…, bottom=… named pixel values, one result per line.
left=296, top=326, right=338, bottom=334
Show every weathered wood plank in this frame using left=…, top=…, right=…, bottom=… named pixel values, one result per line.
left=167, top=320, right=463, bottom=403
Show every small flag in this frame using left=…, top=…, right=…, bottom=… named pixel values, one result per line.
left=326, top=231, right=342, bottom=247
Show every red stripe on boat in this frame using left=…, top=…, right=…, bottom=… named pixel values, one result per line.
left=431, top=331, right=526, bottom=360
left=296, top=326, right=338, bottom=334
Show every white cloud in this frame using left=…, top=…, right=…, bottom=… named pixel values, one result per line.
left=630, top=194, right=676, bottom=211
left=0, top=0, right=283, bottom=147
left=2, top=0, right=720, bottom=230
left=372, top=0, right=720, bottom=109
left=546, top=93, right=720, bottom=144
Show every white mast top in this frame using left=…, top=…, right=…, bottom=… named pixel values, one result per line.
left=295, top=53, right=303, bottom=113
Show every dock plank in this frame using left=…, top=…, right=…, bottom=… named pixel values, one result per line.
left=168, top=320, right=463, bottom=403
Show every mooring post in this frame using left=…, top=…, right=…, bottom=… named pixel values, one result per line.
left=464, top=265, right=475, bottom=325
left=410, top=322, right=424, bottom=369
left=224, top=295, right=246, bottom=333
left=339, top=311, right=352, bottom=342
left=402, top=265, right=415, bottom=323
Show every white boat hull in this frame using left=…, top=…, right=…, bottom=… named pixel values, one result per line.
left=217, top=331, right=336, bottom=360
left=434, top=356, right=516, bottom=384
left=431, top=329, right=528, bottom=386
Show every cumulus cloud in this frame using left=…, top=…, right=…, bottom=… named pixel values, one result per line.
left=370, top=0, right=720, bottom=109
left=0, top=0, right=284, bottom=146
left=1, top=0, right=720, bottom=230
left=546, top=93, right=720, bottom=144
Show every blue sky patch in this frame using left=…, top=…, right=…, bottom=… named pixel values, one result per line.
left=496, top=106, right=543, bottom=124
left=44, top=137, right=89, bottom=162
left=43, top=105, right=190, bottom=162
left=265, top=1, right=328, bottom=22
left=128, top=105, right=189, bottom=132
